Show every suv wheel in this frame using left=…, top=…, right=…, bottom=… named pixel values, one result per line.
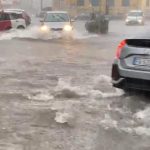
left=6, top=27, right=12, bottom=30
left=17, top=26, right=25, bottom=29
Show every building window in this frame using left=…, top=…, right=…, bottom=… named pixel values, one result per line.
left=91, top=0, right=100, bottom=6
left=146, top=0, right=150, bottom=6
left=77, top=0, right=84, bottom=6
left=122, top=0, right=130, bottom=7
left=108, top=0, right=114, bottom=7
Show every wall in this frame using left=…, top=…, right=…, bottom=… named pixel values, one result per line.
left=52, top=0, right=150, bottom=16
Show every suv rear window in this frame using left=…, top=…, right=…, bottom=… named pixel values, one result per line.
left=0, top=12, right=10, bottom=21
left=10, top=13, right=22, bottom=20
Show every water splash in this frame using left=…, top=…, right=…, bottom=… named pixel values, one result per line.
left=54, top=78, right=87, bottom=98
left=0, top=26, right=99, bottom=41
left=91, top=75, right=124, bottom=98
left=0, top=26, right=60, bottom=40
left=27, top=90, right=54, bottom=101
left=73, top=30, right=98, bottom=39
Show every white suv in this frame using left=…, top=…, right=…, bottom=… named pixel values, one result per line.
left=0, top=9, right=31, bottom=31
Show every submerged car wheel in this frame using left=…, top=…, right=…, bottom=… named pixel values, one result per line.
left=17, top=26, right=25, bottom=30
left=63, top=34, right=73, bottom=40
left=100, top=26, right=108, bottom=34
left=85, top=21, right=98, bottom=33
left=62, top=30, right=73, bottom=40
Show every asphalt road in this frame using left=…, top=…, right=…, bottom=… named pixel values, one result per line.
left=0, top=20, right=150, bottom=150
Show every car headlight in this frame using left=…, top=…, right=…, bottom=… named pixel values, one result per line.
left=63, top=25, right=72, bottom=32
left=40, top=25, right=49, bottom=32
left=138, top=20, right=142, bottom=23
left=125, top=19, right=129, bottom=22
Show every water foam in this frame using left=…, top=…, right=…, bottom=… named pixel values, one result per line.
left=132, top=107, right=150, bottom=136
left=0, top=26, right=61, bottom=40
left=72, top=29, right=98, bottom=40
left=0, top=26, right=98, bottom=41
left=134, top=107, right=150, bottom=128
left=54, top=78, right=87, bottom=98
left=27, top=89, right=54, bottom=101
left=99, top=104, right=150, bottom=137
left=91, top=75, right=124, bottom=98
left=53, top=76, right=124, bottom=99
left=100, top=113, right=118, bottom=129
left=134, top=127, right=150, bottom=136
left=55, top=111, right=76, bottom=126
left=50, top=100, right=80, bottom=126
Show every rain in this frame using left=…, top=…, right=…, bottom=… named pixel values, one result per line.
left=0, top=0, right=150, bottom=150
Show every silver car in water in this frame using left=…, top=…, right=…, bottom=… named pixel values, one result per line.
left=112, top=34, right=150, bottom=91
left=125, top=10, right=144, bottom=25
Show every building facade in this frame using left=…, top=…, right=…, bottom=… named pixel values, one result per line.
left=53, top=0, right=150, bottom=16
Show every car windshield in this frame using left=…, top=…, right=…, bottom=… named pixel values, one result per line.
left=128, top=12, right=143, bottom=16
left=44, top=13, right=69, bottom=22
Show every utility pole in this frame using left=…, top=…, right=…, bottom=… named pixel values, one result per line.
left=105, top=0, right=109, bottom=15
left=41, top=0, right=43, bottom=10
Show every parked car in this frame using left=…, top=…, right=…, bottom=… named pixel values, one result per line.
left=0, top=9, right=31, bottom=31
left=125, top=10, right=144, bottom=25
left=40, top=11, right=73, bottom=36
left=112, top=35, right=150, bottom=91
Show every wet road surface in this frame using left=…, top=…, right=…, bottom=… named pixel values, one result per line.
left=0, top=20, right=150, bottom=150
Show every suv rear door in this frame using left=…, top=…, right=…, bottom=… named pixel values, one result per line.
left=9, top=12, right=25, bottom=28
left=22, top=12, right=31, bottom=26
left=0, top=12, right=11, bottom=31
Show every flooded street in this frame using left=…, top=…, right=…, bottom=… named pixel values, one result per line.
left=0, top=20, right=150, bottom=150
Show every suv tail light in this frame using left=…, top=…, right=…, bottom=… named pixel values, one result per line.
left=116, top=40, right=126, bottom=59
left=22, top=13, right=26, bottom=20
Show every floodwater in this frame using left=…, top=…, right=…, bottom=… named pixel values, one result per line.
left=0, top=19, right=150, bottom=150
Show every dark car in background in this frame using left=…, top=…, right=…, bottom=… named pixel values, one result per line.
left=112, top=33, right=150, bottom=91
